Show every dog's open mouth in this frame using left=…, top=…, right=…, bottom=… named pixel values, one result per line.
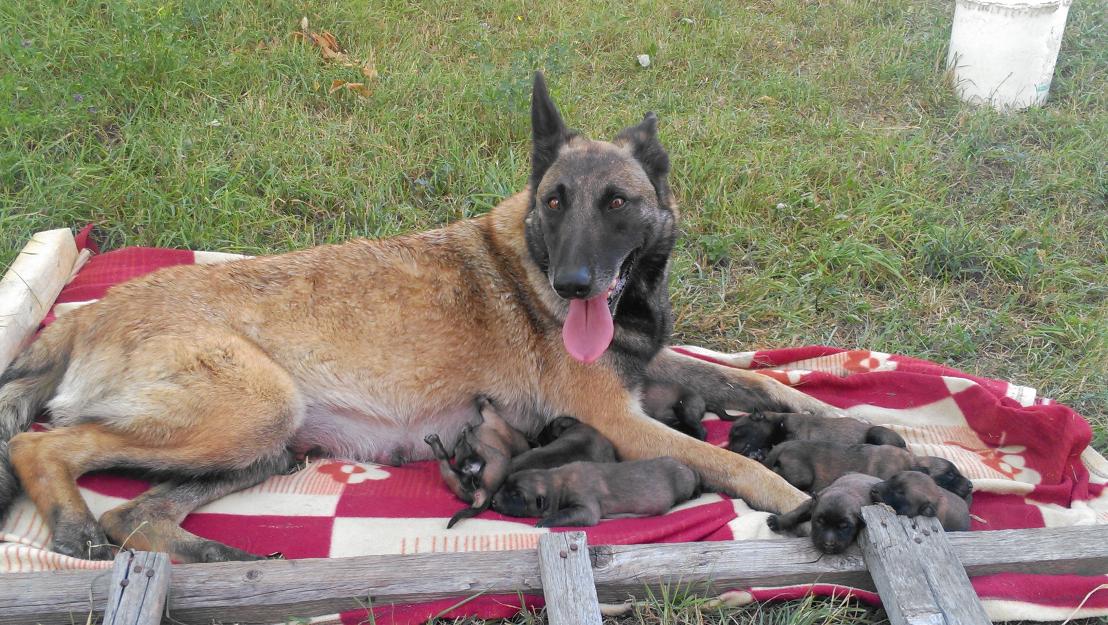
left=562, top=253, right=637, bottom=365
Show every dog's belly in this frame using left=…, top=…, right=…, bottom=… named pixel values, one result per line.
left=291, top=401, right=475, bottom=466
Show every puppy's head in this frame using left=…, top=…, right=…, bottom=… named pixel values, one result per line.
left=492, top=470, right=556, bottom=519
left=912, top=456, right=972, bottom=500
left=809, top=496, right=863, bottom=554
left=726, top=413, right=781, bottom=461
left=871, top=471, right=942, bottom=517
left=537, top=416, right=580, bottom=446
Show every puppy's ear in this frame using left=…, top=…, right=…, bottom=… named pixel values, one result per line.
left=615, top=112, right=672, bottom=206
left=530, top=72, right=569, bottom=188
left=921, top=502, right=937, bottom=517
left=913, top=462, right=932, bottom=475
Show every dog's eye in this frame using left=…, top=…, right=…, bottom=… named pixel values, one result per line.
left=546, top=197, right=560, bottom=210
left=608, top=197, right=625, bottom=209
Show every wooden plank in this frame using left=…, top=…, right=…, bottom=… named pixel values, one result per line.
left=859, top=505, right=990, bottom=625
left=538, top=532, right=602, bottom=625
left=0, top=228, right=78, bottom=373
left=1, top=524, right=1106, bottom=625
left=104, top=551, right=171, bottom=625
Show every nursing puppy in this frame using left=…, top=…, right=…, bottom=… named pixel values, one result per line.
left=768, top=472, right=881, bottom=554
left=425, top=397, right=530, bottom=527
left=492, top=457, right=697, bottom=527
left=511, top=416, right=617, bottom=472
left=765, top=440, right=971, bottom=498
left=871, top=470, right=971, bottom=531
left=728, top=411, right=905, bottom=461
left=639, top=380, right=710, bottom=440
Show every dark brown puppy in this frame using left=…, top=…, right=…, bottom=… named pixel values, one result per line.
left=871, top=471, right=971, bottom=531
left=768, top=472, right=881, bottom=554
left=511, top=416, right=616, bottom=472
left=424, top=397, right=530, bottom=527
left=765, top=441, right=971, bottom=498
left=492, top=457, right=698, bottom=527
left=727, top=411, right=905, bottom=462
left=639, top=380, right=711, bottom=440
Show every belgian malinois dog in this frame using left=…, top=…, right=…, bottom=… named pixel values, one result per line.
left=0, top=73, right=843, bottom=562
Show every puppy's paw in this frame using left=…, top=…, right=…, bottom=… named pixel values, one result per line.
left=766, top=515, right=781, bottom=532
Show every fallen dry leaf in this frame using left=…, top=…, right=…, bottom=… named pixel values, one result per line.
left=328, top=79, right=370, bottom=97
left=361, top=52, right=378, bottom=80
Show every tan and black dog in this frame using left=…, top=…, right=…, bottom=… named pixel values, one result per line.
left=492, top=457, right=698, bottom=526
left=727, top=410, right=905, bottom=462
left=765, top=440, right=972, bottom=498
left=639, top=380, right=711, bottom=440
left=511, top=415, right=616, bottom=472
left=0, top=73, right=843, bottom=562
left=870, top=470, right=971, bottom=531
left=425, top=396, right=530, bottom=527
left=768, top=472, right=882, bottom=554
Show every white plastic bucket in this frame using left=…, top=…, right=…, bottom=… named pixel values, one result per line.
left=947, top=0, right=1072, bottom=111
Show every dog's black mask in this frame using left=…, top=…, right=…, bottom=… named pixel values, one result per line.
left=523, top=72, right=676, bottom=364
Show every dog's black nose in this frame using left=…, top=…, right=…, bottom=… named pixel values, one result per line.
left=552, top=267, right=593, bottom=299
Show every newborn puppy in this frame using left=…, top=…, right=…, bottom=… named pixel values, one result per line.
left=765, top=441, right=970, bottom=497
left=727, top=411, right=905, bottom=461
left=912, top=456, right=974, bottom=501
left=639, top=380, right=711, bottom=440
left=871, top=471, right=971, bottom=531
left=768, top=473, right=881, bottom=554
left=424, top=396, right=530, bottom=527
left=492, top=457, right=698, bottom=527
left=511, top=416, right=617, bottom=472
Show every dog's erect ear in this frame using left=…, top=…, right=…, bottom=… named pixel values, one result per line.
left=616, top=112, right=671, bottom=201
left=530, top=72, right=568, bottom=188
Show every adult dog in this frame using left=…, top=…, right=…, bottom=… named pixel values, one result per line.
left=0, top=74, right=842, bottom=562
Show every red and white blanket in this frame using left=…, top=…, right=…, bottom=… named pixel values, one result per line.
left=2, top=240, right=1106, bottom=623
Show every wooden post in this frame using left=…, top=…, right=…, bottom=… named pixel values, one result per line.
left=104, top=551, right=171, bottom=625
left=859, top=505, right=990, bottom=625
left=538, top=532, right=602, bottom=625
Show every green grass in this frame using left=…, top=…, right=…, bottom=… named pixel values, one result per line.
left=1, top=0, right=1105, bottom=622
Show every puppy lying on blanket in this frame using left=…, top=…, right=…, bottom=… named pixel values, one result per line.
left=424, top=397, right=530, bottom=527
left=493, top=457, right=699, bottom=527
left=871, top=470, right=971, bottom=531
left=767, top=472, right=881, bottom=554
left=765, top=440, right=972, bottom=498
left=512, top=416, right=617, bottom=472
left=727, top=411, right=906, bottom=461
left=639, top=380, right=711, bottom=440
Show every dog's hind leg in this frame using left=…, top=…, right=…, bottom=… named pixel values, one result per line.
left=99, top=453, right=291, bottom=562
left=8, top=335, right=302, bottom=561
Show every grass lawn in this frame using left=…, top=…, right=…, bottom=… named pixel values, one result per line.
left=1, top=0, right=1105, bottom=622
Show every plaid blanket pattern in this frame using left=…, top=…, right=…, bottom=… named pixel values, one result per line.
left=2, top=243, right=1106, bottom=623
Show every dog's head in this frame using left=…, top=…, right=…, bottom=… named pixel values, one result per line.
left=524, top=73, right=677, bottom=364
left=871, top=470, right=942, bottom=517
left=726, top=413, right=782, bottom=461
left=536, top=415, right=580, bottom=446
left=911, top=456, right=973, bottom=500
left=810, top=495, right=864, bottom=554
left=491, top=469, right=558, bottom=519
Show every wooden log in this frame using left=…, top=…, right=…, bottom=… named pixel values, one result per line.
left=1, top=524, right=1106, bottom=625
left=0, top=228, right=78, bottom=373
left=859, top=505, right=990, bottom=625
left=104, top=551, right=171, bottom=625
left=538, top=532, right=602, bottom=625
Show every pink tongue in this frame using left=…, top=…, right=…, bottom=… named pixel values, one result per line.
left=562, top=294, right=614, bottom=363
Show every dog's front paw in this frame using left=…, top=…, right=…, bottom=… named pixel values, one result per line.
left=52, top=518, right=113, bottom=560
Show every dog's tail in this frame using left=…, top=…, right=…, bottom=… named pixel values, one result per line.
left=0, top=318, right=77, bottom=516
